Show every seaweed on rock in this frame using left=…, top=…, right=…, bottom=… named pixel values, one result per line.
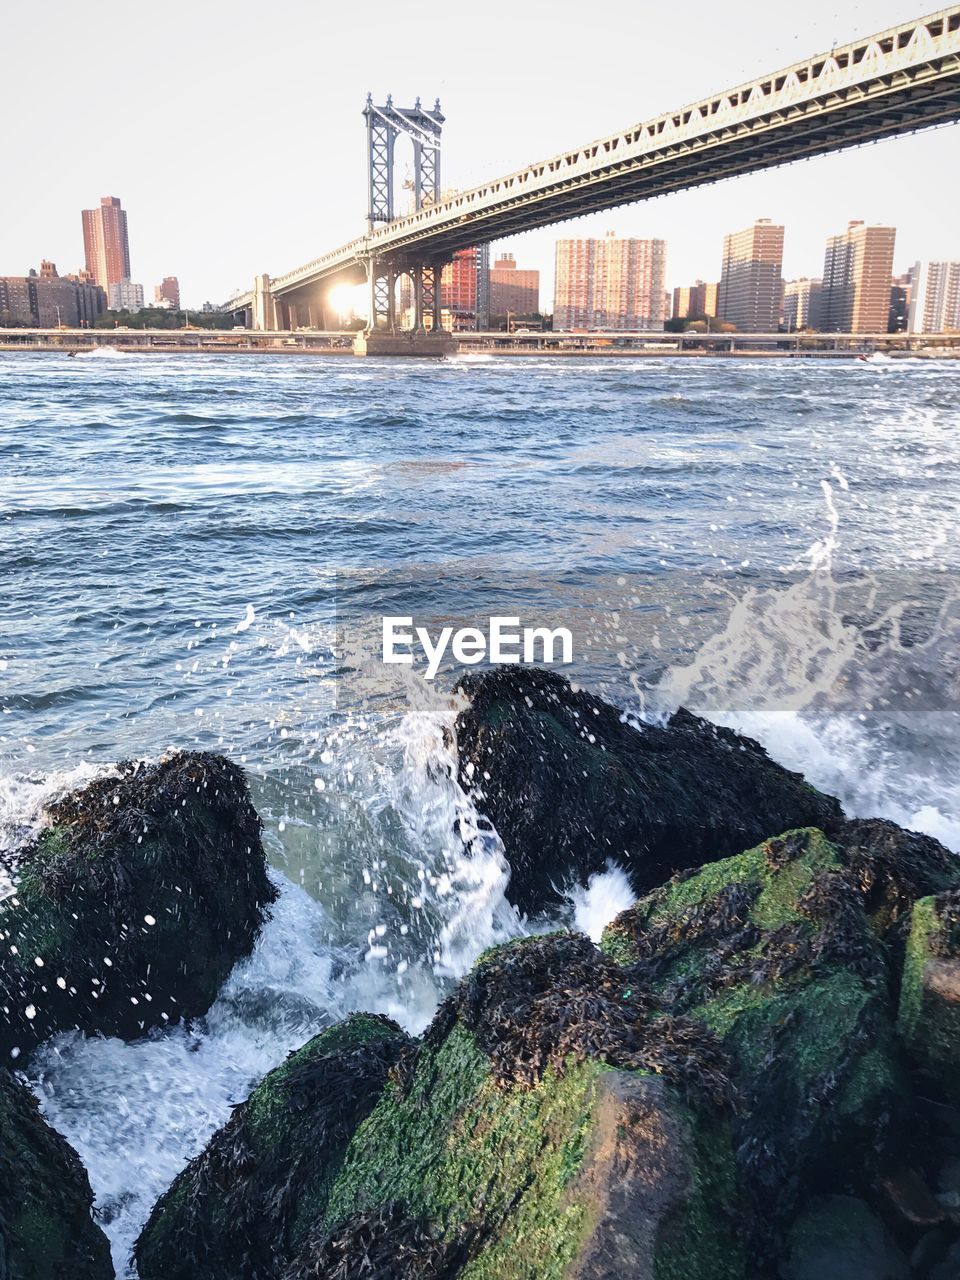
left=424, top=930, right=732, bottom=1107
left=0, top=1067, right=114, bottom=1280
left=602, top=828, right=903, bottom=1255
left=453, top=666, right=843, bottom=915
left=0, top=751, right=276, bottom=1061
left=282, top=1202, right=476, bottom=1280
left=134, top=1015, right=412, bottom=1280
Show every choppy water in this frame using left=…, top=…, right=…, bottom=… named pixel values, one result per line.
left=2, top=348, right=959, bottom=1273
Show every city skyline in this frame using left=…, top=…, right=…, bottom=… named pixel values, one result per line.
left=3, top=0, right=959, bottom=307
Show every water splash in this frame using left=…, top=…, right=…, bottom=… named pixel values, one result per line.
left=653, top=480, right=960, bottom=848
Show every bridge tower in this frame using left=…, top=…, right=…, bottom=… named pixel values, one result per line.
left=361, top=94, right=450, bottom=342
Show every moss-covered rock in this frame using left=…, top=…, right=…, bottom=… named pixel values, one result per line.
left=134, top=1014, right=412, bottom=1280
left=602, top=828, right=904, bottom=1250
left=137, top=936, right=744, bottom=1280
left=0, top=1067, right=114, bottom=1279
left=898, top=890, right=960, bottom=1101
left=319, top=935, right=743, bottom=1280
left=454, top=667, right=842, bottom=914
left=0, top=752, right=276, bottom=1063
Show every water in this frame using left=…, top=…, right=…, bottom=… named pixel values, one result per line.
left=2, top=349, right=959, bottom=1273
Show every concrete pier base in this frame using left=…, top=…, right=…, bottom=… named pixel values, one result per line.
left=353, top=330, right=457, bottom=358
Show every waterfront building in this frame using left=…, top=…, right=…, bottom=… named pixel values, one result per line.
left=489, top=254, right=540, bottom=320
left=783, top=278, right=823, bottom=330
left=672, top=279, right=718, bottom=322
left=717, top=219, right=784, bottom=332
left=820, top=221, right=896, bottom=333
left=909, top=260, right=960, bottom=332
left=108, top=281, right=145, bottom=311
left=0, top=264, right=105, bottom=327
left=440, top=246, right=490, bottom=329
left=553, top=232, right=667, bottom=330
left=82, top=196, right=132, bottom=293
left=155, top=276, right=180, bottom=310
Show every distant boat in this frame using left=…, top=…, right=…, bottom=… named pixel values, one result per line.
left=857, top=351, right=893, bottom=363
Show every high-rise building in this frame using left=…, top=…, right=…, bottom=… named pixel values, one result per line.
left=783, top=278, right=824, bottom=331
left=108, top=280, right=145, bottom=311
left=820, top=221, right=896, bottom=333
left=82, top=196, right=132, bottom=293
left=888, top=266, right=917, bottom=333
left=717, top=219, right=784, bottom=332
left=489, top=254, right=540, bottom=319
left=909, top=261, right=960, bottom=333
left=553, top=233, right=667, bottom=330
left=672, top=279, right=718, bottom=322
left=440, top=246, right=490, bottom=329
left=0, top=264, right=105, bottom=327
left=155, top=276, right=180, bottom=310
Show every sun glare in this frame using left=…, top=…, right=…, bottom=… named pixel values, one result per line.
left=328, top=283, right=366, bottom=321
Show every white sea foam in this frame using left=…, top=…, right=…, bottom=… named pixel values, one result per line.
left=74, top=345, right=128, bottom=358
left=0, top=761, right=119, bottom=897
left=652, top=480, right=960, bottom=850
left=568, top=864, right=637, bottom=943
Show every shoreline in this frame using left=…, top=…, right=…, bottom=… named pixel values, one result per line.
left=2, top=343, right=959, bottom=360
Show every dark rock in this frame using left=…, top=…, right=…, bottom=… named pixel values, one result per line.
left=882, top=1169, right=945, bottom=1227
left=835, top=819, right=960, bottom=937
left=0, top=752, right=276, bottom=1063
left=911, top=1228, right=952, bottom=1276
left=930, top=1242, right=960, bottom=1280
left=779, top=1196, right=908, bottom=1280
left=134, top=1014, right=411, bottom=1280
left=0, top=1067, right=114, bottom=1279
left=454, top=667, right=842, bottom=914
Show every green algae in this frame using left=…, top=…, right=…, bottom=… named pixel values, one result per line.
left=896, top=893, right=960, bottom=1100
left=654, top=1103, right=745, bottom=1280
left=325, top=1026, right=741, bottom=1280
left=898, top=894, right=940, bottom=1038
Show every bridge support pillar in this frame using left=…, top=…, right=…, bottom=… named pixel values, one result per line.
left=252, top=274, right=278, bottom=331
left=353, top=329, right=456, bottom=357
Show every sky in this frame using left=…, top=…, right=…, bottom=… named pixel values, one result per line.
left=3, top=0, right=957, bottom=308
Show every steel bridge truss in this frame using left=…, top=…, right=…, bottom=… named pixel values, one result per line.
left=363, top=94, right=444, bottom=230
left=365, top=258, right=445, bottom=332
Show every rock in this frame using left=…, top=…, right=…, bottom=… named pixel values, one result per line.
left=134, top=1014, right=412, bottom=1280
left=898, top=891, right=960, bottom=1103
left=780, top=1196, right=908, bottom=1280
left=882, top=1169, right=945, bottom=1227
left=931, top=1242, right=960, bottom=1280
left=601, top=827, right=905, bottom=1245
left=311, top=934, right=743, bottom=1280
left=454, top=667, right=842, bottom=914
left=0, top=1067, right=114, bottom=1279
left=0, top=752, right=276, bottom=1063
left=835, top=819, right=960, bottom=937
left=138, top=935, right=744, bottom=1280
